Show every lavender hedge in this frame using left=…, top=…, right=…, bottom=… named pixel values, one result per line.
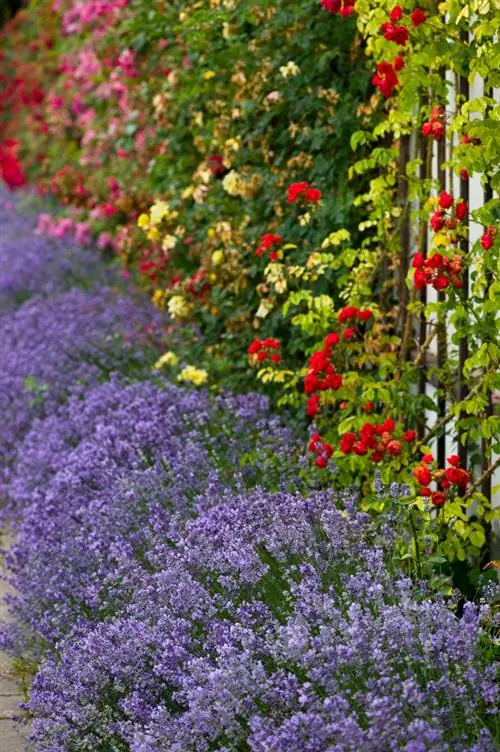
left=0, top=192, right=498, bottom=751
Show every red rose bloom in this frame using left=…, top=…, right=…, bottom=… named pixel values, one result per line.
left=352, top=441, right=367, bottom=456
left=422, top=454, right=434, bottom=464
left=357, top=309, right=373, bottom=321
left=372, top=61, right=399, bottom=98
left=248, top=339, right=262, bottom=355
left=447, top=454, right=460, bottom=466
left=420, top=487, right=431, bottom=497
left=307, top=394, right=320, bottom=417
left=403, top=430, right=416, bottom=442
left=414, top=268, right=426, bottom=289
left=386, top=439, right=401, bottom=456
left=343, top=327, right=356, bottom=340
left=431, top=491, right=446, bottom=506
left=438, top=191, right=453, bottom=209
left=480, top=232, right=493, bottom=251
left=410, top=8, right=426, bottom=26
left=455, top=201, right=468, bottom=221
left=430, top=210, right=445, bottom=232
left=413, top=465, right=432, bottom=486
left=390, top=6, right=403, bottom=22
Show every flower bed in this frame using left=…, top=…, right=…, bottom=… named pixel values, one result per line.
left=0, top=187, right=499, bottom=751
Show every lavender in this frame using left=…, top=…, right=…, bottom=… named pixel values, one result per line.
left=0, top=196, right=497, bottom=751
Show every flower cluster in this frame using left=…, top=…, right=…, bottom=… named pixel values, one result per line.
left=320, top=0, right=356, bottom=17
left=413, top=453, right=472, bottom=505
left=430, top=191, right=468, bottom=233
left=0, top=140, right=26, bottom=190
left=248, top=337, right=282, bottom=364
left=287, top=181, right=322, bottom=204
left=340, top=419, right=416, bottom=462
left=307, top=431, right=334, bottom=466
left=412, top=251, right=464, bottom=291
left=422, top=105, right=446, bottom=141
left=481, top=225, right=496, bottom=251
left=256, top=233, right=283, bottom=259
left=372, top=6, right=426, bottom=98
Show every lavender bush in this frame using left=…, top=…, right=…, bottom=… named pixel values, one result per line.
left=0, top=197, right=497, bottom=751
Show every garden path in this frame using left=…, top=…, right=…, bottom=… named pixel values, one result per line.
left=0, top=537, right=29, bottom=751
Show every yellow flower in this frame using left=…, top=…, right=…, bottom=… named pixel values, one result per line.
left=212, top=249, right=224, bottom=266
left=167, top=295, right=190, bottom=319
left=203, top=70, right=216, bottom=80
left=149, top=200, right=170, bottom=225
left=137, top=213, right=149, bottom=229
left=146, top=227, right=160, bottom=241
left=152, top=289, right=165, bottom=308
left=154, top=351, right=179, bottom=369
left=178, top=365, right=208, bottom=386
left=222, top=170, right=242, bottom=196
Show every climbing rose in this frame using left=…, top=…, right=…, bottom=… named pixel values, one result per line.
left=372, top=61, right=399, bottom=98
left=413, top=465, right=432, bottom=486
left=431, top=491, right=446, bottom=506
left=390, top=6, right=403, bottom=22
left=438, top=191, right=453, bottom=209
left=410, top=8, right=426, bottom=26
left=403, top=430, right=416, bottom=442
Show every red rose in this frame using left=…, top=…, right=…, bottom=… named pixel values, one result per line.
left=386, top=440, right=401, bottom=456
left=305, top=187, right=322, bottom=203
left=422, top=122, right=433, bottom=138
left=352, top=441, right=367, bottom=456
left=403, top=430, right=416, bottom=442
left=256, top=351, right=267, bottom=362
left=430, top=211, right=445, bottom=232
left=304, top=372, right=319, bottom=394
left=445, top=467, right=471, bottom=486
left=420, top=487, right=431, bottom=497
left=343, top=327, right=356, bottom=340
left=431, top=491, right=446, bottom=506
left=422, top=454, right=434, bottom=464
left=455, top=201, right=468, bottom=221
left=432, top=275, right=449, bottom=292
left=412, top=252, right=425, bottom=268
left=325, top=332, right=340, bottom=347
left=338, top=306, right=359, bottom=322
left=413, top=465, right=432, bottom=486
left=410, top=8, right=426, bottom=26
left=370, top=451, right=384, bottom=463
left=315, top=456, right=328, bottom=468
left=262, top=337, right=280, bottom=349
left=438, top=191, right=453, bottom=209
left=432, top=122, right=445, bottom=140
left=357, top=309, right=373, bottom=321
left=363, top=401, right=375, bottom=413
left=270, top=354, right=281, bottom=363
left=287, top=181, right=309, bottom=203
left=414, top=268, right=426, bottom=289
left=248, top=339, right=262, bottom=355
left=390, top=6, right=403, bottom=22
left=307, top=394, right=320, bottom=417
left=480, top=232, right=493, bottom=251
left=447, top=454, right=460, bottom=466
left=393, top=55, right=405, bottom=71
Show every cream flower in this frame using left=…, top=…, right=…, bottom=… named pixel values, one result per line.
left=280, top=61, right=300, bottom=78
left=167, top=295, right=190, bottom=318
left=154, top=351, right=179, bottom=369
left=178, top=365, right=208, bottom=386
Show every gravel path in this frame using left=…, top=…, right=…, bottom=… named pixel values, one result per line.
left=0, top=539, right=29, bottom=751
